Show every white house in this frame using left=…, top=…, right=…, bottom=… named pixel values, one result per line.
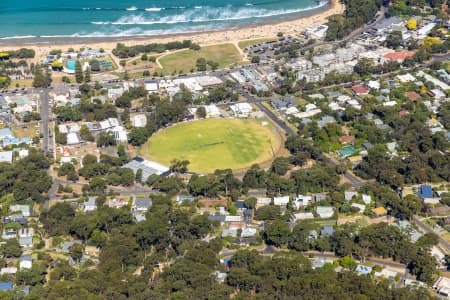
left=229, top=103, right=252, bottom=118
left=315, top=206, right=334, bottom=219
left=0, top=267, right=17, bottom=275
left=83, top=198, right=97, bottom=213
left=19, top=256, right=33, bottom=270
left=205, top=104, right=221, bottom=118
left=293, top=195, right=313, bottom=209
left=131, top=114, right=147, bottom=128
left=273, top=196, right=290, bottom=207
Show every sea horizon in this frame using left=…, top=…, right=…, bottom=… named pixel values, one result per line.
left=0, top=0, right=329, bottom=40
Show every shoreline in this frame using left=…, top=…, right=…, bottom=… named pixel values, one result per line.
left=0, top=0, right=343, bottom=52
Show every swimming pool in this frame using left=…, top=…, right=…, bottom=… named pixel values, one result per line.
left=66, top=60, right=76, bottom=71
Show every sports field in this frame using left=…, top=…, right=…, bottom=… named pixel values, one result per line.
left=158, top=43, right=242, bottom=75
left=141, top=119, right=281, bottom=173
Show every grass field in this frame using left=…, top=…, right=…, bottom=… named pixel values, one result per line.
left=158, top=43, right=242, bottom=75
left=238, top=38, right=277, bottom=50
left=142, top=118, right=281, bottom=173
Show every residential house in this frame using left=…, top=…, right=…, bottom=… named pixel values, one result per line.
left=344, top=191, right=358, bottom=201
left=273, top=196, right=289, bottom=207
left=132, top=196, right=152, bottom=222
left=176, top=195, right=195, bottom=203
left=372, top=207, right=387, bottom=217
left=0, top=282, right=13, bottom=292
left=355, top=265, right=372, bottom=276
left=0, top=267, right=17, bottom=275
left=433, top=276, right=450, bottom=297
left=83, top=198, right=97, bottom=213
left=293, top=195, right=313, bottom=209
left=290, top=212, right=315, bottom=223
left=315, top=206, right=334, bottom=219
left=19, top=256, right=33, bottom=270
left=351, top=203, right=366, bottom=213
left=270, top=97, right=297, bottom=110
left=362, top=194, right=372, bottom=205
left=320, top=225, right=335, bottom=237
left=9, top=204, right=31, bottom=217
left=0, top=151, right=13, bottom=164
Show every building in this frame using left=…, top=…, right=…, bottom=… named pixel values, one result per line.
left=0, top=267, right=17, bottom=275
left=352, top=85, right=369, bottom=95
left=270, top=97, right=297, bottom=110
left=0, top=151, right=13, bottom=163
left=122, top=157, right=170, bottom=182
left=372, top=207, right=387, bottom=217
left=355, top=265, right=372, bottom=276
left=417, top=185, right=433, bottom=199
left=229, top=103, right=253, bottom=118
left=10, top=204, right=31, bottom=217
left=131, top=114, right=147, bottom=127
left=315, top=206, right=334, bottom=218
left=83, top=198, right=97, bottom=213
left=291, top=212, right=315, bottom=222
left=66, top=132, right=80, bottom=146
left=384, top=51, right=415, bottom=62
left=19, top=256, right=33, bottom=270
left=433, top=276, right=450, bottom=297
left=205, top=104, right=221, bottom=118
left=320, top=226, right=335, bottom=237
left=132, top=196, right=152, bottom=213
left=0, top=128, right=13, bottom=141
left=372, top=16, right=404, bottom=34
left=0, top=282, right=13, bottom=292
left=273, top=196, right=290, bottom=207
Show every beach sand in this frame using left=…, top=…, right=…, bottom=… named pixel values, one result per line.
left=1, top=0, right=344, bottom=60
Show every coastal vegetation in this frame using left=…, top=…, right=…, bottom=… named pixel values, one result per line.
left=325, top=0, right=383, bottom=40
left=112, top=40, right=200, bottom=58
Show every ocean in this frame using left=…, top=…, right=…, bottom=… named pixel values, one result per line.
left=0, top=0, right=328, bottom=39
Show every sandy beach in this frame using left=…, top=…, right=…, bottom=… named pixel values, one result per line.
left=1, top=0, right=344, bottom=57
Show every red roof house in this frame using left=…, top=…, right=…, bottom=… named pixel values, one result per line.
left=352, top=85, right=369, bottom=95
left=384, top=51, right=415, bottom=62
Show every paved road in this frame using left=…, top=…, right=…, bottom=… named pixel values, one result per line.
left=413, top=216, right=450, bottom=253
left=39, top=88, right=50, bottom=154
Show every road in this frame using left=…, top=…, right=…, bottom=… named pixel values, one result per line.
left=39, top=88, right=50, bottom=154
left=413, top=216, right=450, bottom=253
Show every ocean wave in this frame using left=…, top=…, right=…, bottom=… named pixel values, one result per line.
left=95, top=2, right=328, bottom=26
left=0, top=35, right=37, bottom=40
left=145, top=7, right=164, bottom=12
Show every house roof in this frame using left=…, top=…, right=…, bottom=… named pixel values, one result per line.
left=384, top=51, right=414, bottom=61
left=321, top=225, right=335, bottom=236
left=339, top=136, right=355, bottom=144
left=352, top=85, right=369, bottom=95
left=0, top=282, right=13, bottom=291
left=404, top=91, right=421, bottom=101
left=135, top=197, right=152, bottom=209
left=418, top=185, right=433, bottom=198
left=372, top=207, right=387, bottom=215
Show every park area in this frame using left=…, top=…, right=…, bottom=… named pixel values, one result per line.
left=158, top=43, right=243, bottom=74
left=141, top=118, right=282, bottom=173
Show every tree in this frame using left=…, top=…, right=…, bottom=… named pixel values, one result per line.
left=196, top=106, right=206, bottom=119
left=79, top=124, right=94, bottom=142
left=196, top=58, right=207, bottom=71
left=69, top=243, right=85, bottom=264
left=270, top=157, right=290, bottom=176
left=84, top=67, right=91, bottom=83
left=128, top=127, right=149, bottom=146
left=263, top=220, right=291, bottom=247
left=386, top=31, right=404, bottom=49
left=135, top=169, right=143, bottom=183
left=170, top=159, right=190, bottom=174
left=2, top=239, right=22, bottom=258
left=32, top=64, right=51, bottom=88
left=251, top=56, right=260, bottom=63
left=75, top=60, right=83, bottom=83
left=96, top=132, right=116, bottom=147
left=244, top=197, right=257, bottom=209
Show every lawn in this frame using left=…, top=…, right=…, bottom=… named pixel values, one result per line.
left=158, top=43, right=242, bottom=75
left=141, top=118, right=282, bottom=173
left=238, top=37, right=277, bottom=50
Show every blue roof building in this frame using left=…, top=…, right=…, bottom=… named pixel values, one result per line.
left=320, top=225, right=335, bottom=237
left=0, top=282, right=13, bottom=291
left=417, top=185, right=433, bottom=199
